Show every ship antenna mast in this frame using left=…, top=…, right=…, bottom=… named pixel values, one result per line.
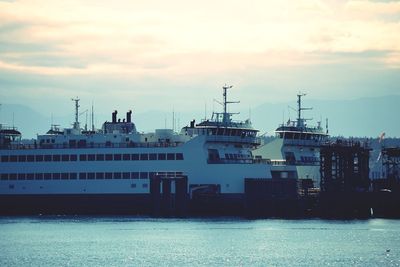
left=91, top=101, right=95, bottom=131
left=297, top=92, right=312, bottom=128
left=72, top=97, right=80, bottom=130
left=326, top=118, right=329, bottom=134
left=222, top=84, right=239, bottom=124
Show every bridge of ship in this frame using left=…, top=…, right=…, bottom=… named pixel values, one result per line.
left=275, top=125, right=328, bottom=142
left=194, top=122, right=260, bottom=146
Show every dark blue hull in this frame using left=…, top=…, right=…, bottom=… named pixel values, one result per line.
left=0, top=194, right=151, bottom=215
left=0, top=193, right=246, bottom=216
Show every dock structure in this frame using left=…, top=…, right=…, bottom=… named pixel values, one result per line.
left=319, top=140, right=371, bottom=218
left=371, top=147, right=400, bottom=218
left=373, top=147, right=400, bottom=191
left=320, top=140, right=370, bottom=193
left=381, top=147, right=400, bottom=182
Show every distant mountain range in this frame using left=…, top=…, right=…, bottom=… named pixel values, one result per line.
left=1, top=95, right=399, bottom=139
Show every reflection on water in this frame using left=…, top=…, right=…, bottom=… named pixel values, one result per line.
left=0, top=217, right=399, bottom=266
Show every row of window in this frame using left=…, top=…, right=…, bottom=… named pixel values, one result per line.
left=7, top=183, right=148, bottom=190
left=300, top=156, right=318, bottom=163
left=1, top=172, right=162, bottom=181
left=278, top=132, right=325, bottom=141
left=225, top=153, right=252, bottom=160
left=205, top=128, right=257, bottom=137
left=0, top=153, right=184, bottom=163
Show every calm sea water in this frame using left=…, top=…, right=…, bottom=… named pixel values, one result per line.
left=0, top=217, right=399, bottom=267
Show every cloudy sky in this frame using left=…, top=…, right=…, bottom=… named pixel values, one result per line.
left=0, top=0, right=399, bottom=119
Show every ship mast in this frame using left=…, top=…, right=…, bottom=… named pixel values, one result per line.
left=297, top=93, right=312, bottom=128
left=91, top=101, right=95, bottom=131
left=222, top=84, right=239, bottom=124
left=72, top=97, right=80, bottom=130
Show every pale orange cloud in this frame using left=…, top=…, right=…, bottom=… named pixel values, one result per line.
left=0, top=0, right=399, bottom=79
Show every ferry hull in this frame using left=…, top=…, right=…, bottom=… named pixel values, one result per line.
left=0, top=194, right=151, bottom=215
left=0, top=193, right=248, bottom=216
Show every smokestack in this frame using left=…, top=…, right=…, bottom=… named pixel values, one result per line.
left=127, top=110, right=132, bottom=123
left=112, top=110, right=117, bottom=123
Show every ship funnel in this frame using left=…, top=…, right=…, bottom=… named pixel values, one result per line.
left=127, top=110, right=132, bottom=123
left=112, top=110, right=117, bottom=123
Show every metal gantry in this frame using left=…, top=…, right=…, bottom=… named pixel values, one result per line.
left=320, top=140, right=370, bottom=193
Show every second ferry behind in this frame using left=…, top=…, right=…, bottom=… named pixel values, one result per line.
left=254, top=93, right=329, bottom=189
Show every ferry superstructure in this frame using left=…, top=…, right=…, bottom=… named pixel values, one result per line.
left=253, top=94, right=329, bottom=187
left=0, top=86, right=272, bottom=214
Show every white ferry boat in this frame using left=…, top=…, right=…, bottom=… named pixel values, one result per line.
left=0, top=86, right=273, bottom=214
left=253, top=94, right=329, bottom=188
